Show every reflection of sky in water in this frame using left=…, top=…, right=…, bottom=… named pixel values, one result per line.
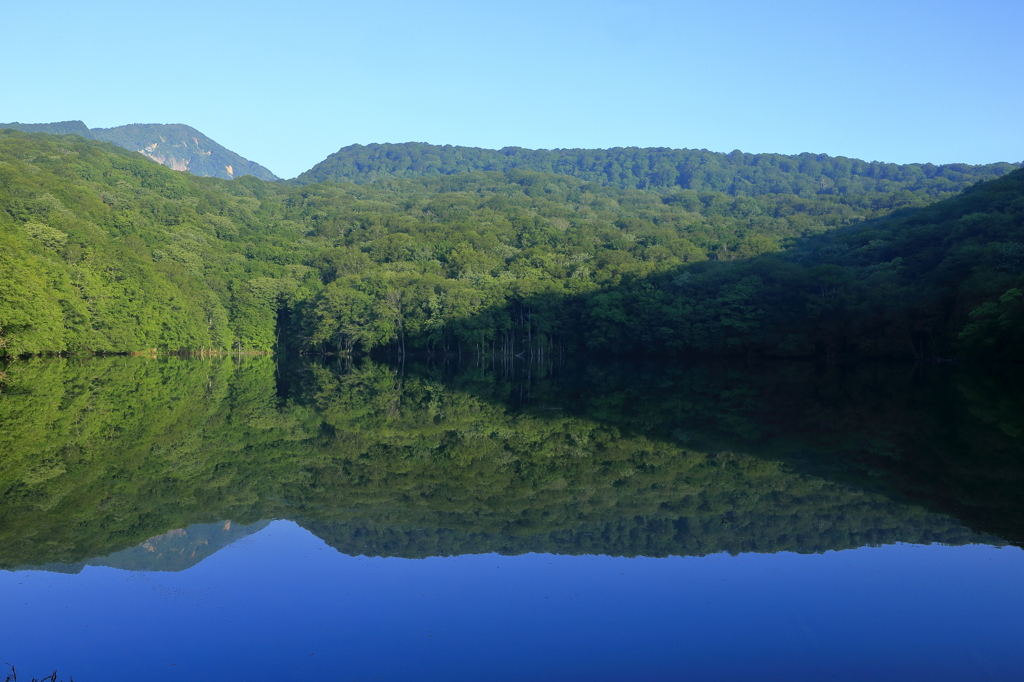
left=2, top=520, right=1022, bottom=681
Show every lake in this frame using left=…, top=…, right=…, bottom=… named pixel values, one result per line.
left=1, top=356, right=1022, bottom=680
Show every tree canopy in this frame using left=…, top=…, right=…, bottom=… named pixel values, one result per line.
left=295, top=141, right=1020, bottom=197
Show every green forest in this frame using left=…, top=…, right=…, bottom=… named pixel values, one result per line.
left=1, top=129, right=1022, bottom=360
left=295, top=142, right=1019, bottom=196
left=2, top=355, right=1018, bottom=568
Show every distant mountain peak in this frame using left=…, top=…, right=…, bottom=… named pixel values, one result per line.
left=0, top=120, right=279, bottom=181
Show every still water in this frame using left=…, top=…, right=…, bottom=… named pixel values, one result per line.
left=1, top=356, right=1022, bottom=680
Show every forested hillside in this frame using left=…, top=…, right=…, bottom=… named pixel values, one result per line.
left=0, top=130, right=314, bottom=354
left=296, top=142, right=1020, bottom=196
left=561, top=167, right=1024, bottom=359
left=1, top=129, right=1021, bottom=360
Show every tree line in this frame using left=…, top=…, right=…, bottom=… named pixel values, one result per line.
left=295, top=141, right=1020, bottom=197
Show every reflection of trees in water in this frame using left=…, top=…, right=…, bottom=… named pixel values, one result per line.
left=1, top=356, right=1018, bottom=569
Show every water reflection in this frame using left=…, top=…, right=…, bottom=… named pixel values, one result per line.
left=31, top=521, right=270, bottom=574
left=1, top=356, right=1021, bottom=571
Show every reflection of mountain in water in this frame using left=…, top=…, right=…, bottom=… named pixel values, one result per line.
left=1, top=356, right=1020, bottom=570
left=299, top=513, right=987, bottom=561
left=26, top=521, right=270, bottom=573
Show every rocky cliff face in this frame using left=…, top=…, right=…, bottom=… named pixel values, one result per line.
left=0, top=120, right=279, bottom=181
left=90, top=123, right=280, bottom=180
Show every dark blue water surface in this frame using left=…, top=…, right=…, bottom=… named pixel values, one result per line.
left=2, top=522, right=1022, bottom=682
left=2, top=357, right=1023, bottom=680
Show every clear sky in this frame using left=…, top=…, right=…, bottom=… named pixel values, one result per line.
left=2, top=0, right=1021, bottom=179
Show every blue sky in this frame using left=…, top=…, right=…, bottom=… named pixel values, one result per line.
left=2, top=0, right=1021, bottom=178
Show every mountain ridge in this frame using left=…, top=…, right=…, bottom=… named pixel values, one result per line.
left=0, top=120, right=279, bottom=181
left=3, top=121, right=1018, bottom=191
left=294, top=141, right=1021, bottom=197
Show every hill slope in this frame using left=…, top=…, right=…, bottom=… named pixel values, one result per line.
left=296, top=141, right=1020, bottom=197
left=0, top=130, right=309, bottom=355
left=0, top=120, right=279, bottom=181
left=550, top=167, right=1024, bottom=359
